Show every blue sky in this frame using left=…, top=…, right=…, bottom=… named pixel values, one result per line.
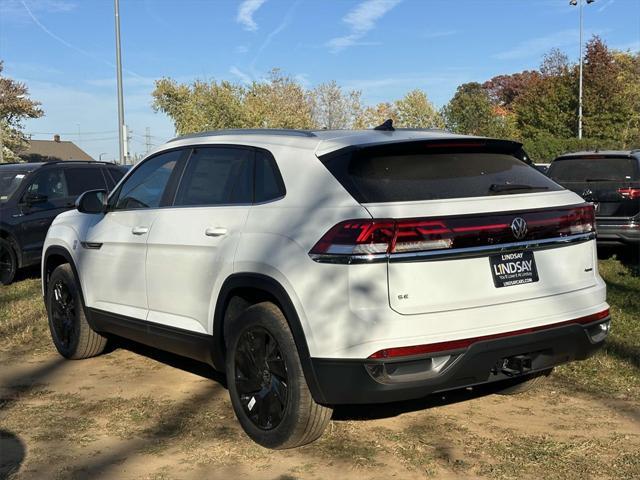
left=1, top=0, right=639, bottom=161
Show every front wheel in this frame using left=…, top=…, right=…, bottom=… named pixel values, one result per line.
left=0, top=238, right=17, bottom=285
left=226, top=302, right=332, bottom=449
left=46, top=264, right=107, bottom=359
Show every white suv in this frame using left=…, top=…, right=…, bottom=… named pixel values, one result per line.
left=42, top=126, right=610, bottom=449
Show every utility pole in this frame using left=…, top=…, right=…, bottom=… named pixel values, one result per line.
left=570, top=0, right=595, bottom=139
left=114, top=0, right=126, bottom=165
left=145, top=127, right=151, bottom=154
left=123, top=124, right=131, bottom=164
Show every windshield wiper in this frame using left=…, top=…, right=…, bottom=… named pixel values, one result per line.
left=489, top=183, right=549, bottom=193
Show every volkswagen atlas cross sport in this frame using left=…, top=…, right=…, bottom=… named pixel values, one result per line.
left=42, top=125, right=610, bottom=449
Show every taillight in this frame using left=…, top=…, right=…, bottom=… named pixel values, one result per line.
left=618, top=188, right=640, bottom=200
left=309, top=204, right=595, bottom=262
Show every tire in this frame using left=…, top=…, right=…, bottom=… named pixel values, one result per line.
left=225, top=302, right=332, bottom=449
left=0, top=238, right=17, bottom=285
left=495, top=369, right=552, bottom=395
left=46, top=264, right=107, bottom=359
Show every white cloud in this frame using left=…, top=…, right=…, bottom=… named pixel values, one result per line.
left=327, top=0, right=401, bottom=52
left=235, top=45, right=250, bottom=54
left=237, top=0, right=267, bottom=31
left=598, top=0, right=615, bottom=12
left=229, top=66, right=252, bottom=85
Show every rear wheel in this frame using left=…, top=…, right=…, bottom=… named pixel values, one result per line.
left=0, top=238, right=17, bottom=285
left=226, top=302, right=332, bottom=449
left=495, top=369, right=552, bottom=395
left=46, top=264, right=107, bottom=359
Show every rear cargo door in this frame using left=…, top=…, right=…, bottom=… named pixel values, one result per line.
left=548, top=156, right=640, bottom=218
left=320, top=141, right=597, bottom=316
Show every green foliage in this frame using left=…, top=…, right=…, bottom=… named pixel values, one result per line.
left=442, top=82, right=517, bottom=138
left=0, top=61, right=44, bottom=162
left=309, top=80, right=363, bottom=129
left=394, top=89, right=444, bottom=129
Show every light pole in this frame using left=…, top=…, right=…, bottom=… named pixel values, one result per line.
left=114, top=0, right=126, bottom=164
left=570, top=0, right=595, bottom=140
left=99, top=152, right=108, bottom=161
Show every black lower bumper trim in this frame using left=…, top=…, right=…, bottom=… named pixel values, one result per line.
left=311, top=319, right=609, bottom=405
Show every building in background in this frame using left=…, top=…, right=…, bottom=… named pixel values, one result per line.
left=20, top=135, right=94, bottom=162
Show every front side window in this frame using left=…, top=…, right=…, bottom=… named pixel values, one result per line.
left=64, top=167, right=107, bottom=196
left=0, top=170, right=30, bottom=203
left=25, top=169, right=68, bottom=201
left=113, top=150, right=181, bottom=210
left=174, top=147, right=253, bottom=206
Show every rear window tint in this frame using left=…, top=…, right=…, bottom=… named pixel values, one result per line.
left=548, top=157, right=639, bottom=182
left=254, top=151, right=285, bottom=203
left=322, top=145, right=561, bottom=203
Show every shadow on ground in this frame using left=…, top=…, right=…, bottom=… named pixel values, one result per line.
left=0, top=430, right=25, bottom=480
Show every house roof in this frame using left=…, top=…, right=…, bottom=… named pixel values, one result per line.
left=21, top=138, right=94, bottom=162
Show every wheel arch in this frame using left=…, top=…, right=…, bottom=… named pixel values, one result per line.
left=42, top=246, right=83, bottom=305
left=213, top=273, right=326, bottom=404
left=0, top=227, right=22, bottom=268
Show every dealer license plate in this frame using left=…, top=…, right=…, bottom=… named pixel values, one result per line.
left=489, top=251, right=539, bottom=288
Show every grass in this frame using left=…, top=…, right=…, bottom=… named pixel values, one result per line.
left=555, top=257, right=640, bottom=400
left=0, top=276, right=48, bottom=354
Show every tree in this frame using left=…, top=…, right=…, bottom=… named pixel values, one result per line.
left=482, top=70, right=541, bottom=110
left=582, top=36, right=630, bottom=142
left=442, top=82, right=515, bottom=137
left=614, top=50, right=640, bottom=147
left=512, top=50, right=577, bottom=140
left=309, top=81, right=363, bottom=129
left=354, top=102, right=397, bottom=129
left=244, top=69, right=313, bottom=129
left=0, top=61, right=44, bottom=162
left=152, top=78, right=247, bottom=135
left=394, top=89, right=444, bottom=128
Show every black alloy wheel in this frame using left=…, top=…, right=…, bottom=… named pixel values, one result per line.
left=234, top=327, right=289, bottom=430
left=0, top=239, right=17, bottom=285
left=50, top=279, right=77, bottom=351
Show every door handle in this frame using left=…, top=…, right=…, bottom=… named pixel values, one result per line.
left=205, top=227, right=228, bottom=237
left=131, top=226, right=149, bottom=235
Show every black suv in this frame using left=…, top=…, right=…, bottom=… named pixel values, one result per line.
left=0, top=161, right=125, bottom=284
left=548, top=150, right=640, bottom=251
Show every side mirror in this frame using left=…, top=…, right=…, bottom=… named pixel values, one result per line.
left=76, top=189, right=107, bottom=214
left=23, top=193, right=48, bottom=205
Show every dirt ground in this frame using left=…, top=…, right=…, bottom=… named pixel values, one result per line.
left=1, top=339, right=639, bottom=480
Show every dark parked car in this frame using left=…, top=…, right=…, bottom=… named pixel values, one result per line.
left=533, top=163, right=549, bottom=175
left=0, top=160, right=125, bottom=284
left=547, top=150, right=640, bottom=251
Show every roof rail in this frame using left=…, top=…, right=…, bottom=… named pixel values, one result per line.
left=38, top=159, right=117, bottom=165
left=168, top=128, right=317, bottom=143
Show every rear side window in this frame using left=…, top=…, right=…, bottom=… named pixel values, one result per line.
left=548, top=157, right=639, bottom=182
left=64, top=167, right=107, bottom=196
left=322, top=143, right=561, bottom=203
left=174, top=147, right=253, bottom=206
left=254, top=151, right=285, bottom=203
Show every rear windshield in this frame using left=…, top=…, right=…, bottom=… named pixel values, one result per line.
left=321, top=144, right=561, bottom=203
left=548, top=157, right=639, bottom=182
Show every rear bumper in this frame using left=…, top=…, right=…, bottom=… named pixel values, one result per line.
left=596, top=219, right=640, bottom=246
left=310, top=317, right=609, bottom=405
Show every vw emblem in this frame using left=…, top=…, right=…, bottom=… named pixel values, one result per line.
left=582, top=188, right=593, bottom=200
left=511, top=217, right=528, bottom=240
